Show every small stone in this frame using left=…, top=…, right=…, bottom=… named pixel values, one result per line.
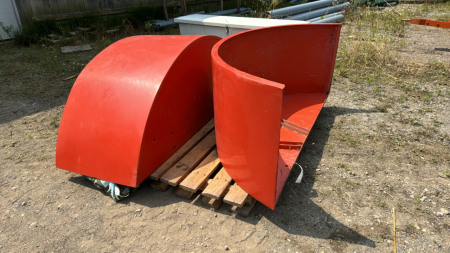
left=440, top=208, right=449, bottom=215
left=225, top=246, right=229, bottom=250
left=410, top=195, right=415, bottom=199
left=11, top=186, right=18, bottom=190
left=13, top=204, right=19, bottom=209
left=0, top=245, right=3, bottom=249
left=65, top=196, right=69, bottom=199
left=22, top=202, right=27, bottom=206
left=420, top=196, right=427, bottom=202
left=57, top=204, right=62, bottom=209
left=214, top=214, right=217, bottom=217
left=135, top=209, right=141, bottom=213
left=437, top=212, right=444, bottom=217
left=422, top=228, right=427, bottom=232
left=30, top=222, right=37, bottom=227
left=365, top=172, right=369, bottom=175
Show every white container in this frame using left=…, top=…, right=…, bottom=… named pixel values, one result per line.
left=175, top=14, right=308, bottom=38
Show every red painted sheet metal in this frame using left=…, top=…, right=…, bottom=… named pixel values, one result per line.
left=56, top=35, right=220, bottom=187
left=402, top=19, right=450, bottom=29
left=212, top=24, right=341, bottom=210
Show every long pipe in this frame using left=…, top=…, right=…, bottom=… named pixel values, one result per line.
left=307, top=11, right=343, bottom=22
left=270, top=0, right=346, bottom=18
left=283, top=2, right=350, bottom=21
left=209, top=7, right=251, bottom=15
left=313, top=14, right=345, bottom=23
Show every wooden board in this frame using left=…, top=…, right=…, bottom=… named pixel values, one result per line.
left=160, top=130, right=216, bottom=186
left=48, top=0, right=69, bottom=14
left=29, top=0, right=52, bottom=17
left=174, top=187, right=196, bottom=200
left=179, top=149, right=220, bottom=192
left=230, top=196, right=256, bottom=217
left=149, top=180, right=170, bottom=191
left=202, top=167, right=232, bottom=199
left=150, top=119, right=214, bottom=180
left=66, top=0, right=86, bottom=13
left=223, top=183, right=248, bottom=208
left=201, top=196, right=223, bottom=209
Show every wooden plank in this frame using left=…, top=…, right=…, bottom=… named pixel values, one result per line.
left=160, top=130, right=216, bottom=186
left=179, top=149, right=220, bottom=192
left=48, top=0, right=69, bottom=14
left=83, top=0, right=100, bottom=11
left=201, top=196, right=223, bottom=209
left=109, top=0, right=126, bottom=9
left=202, top=167, right=232, bottom=199
left=149, top=180, right=170, bottom=191
left=126, top=0, right=140, bottom=7
left=29, top=0, right=52, bottom=17
left=174, top=187, right=196, bottom=200
left=66, top=0, right=86, bottom=13
left=149, top=118, right=214, bottom=180
left=223, top=183, right=248, bottom=208
left=236, top=197, right=256, bottom=217
left=14, top=0, right=34, bottom=25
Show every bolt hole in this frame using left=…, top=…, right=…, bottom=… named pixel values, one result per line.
left=153, top=138, right=156, bottom=142
left=171, top=132, right=173, bottom=134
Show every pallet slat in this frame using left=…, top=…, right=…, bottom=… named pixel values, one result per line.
left=174, top=187, right=196, bottom=200
left=150, top=119, right=215, bottom=180
left=223, top=184, right=248, bottom=208
left=201, top=196, right=223, bottom=209
left=149, top=180, right=170, bottom=191
left=230, top=196, right=256, bottom=217
left=202, top=167, right=232, bottom=199
left=160, top=130, right=216, bottom=186
left=179, top=149, right=221, bottom=192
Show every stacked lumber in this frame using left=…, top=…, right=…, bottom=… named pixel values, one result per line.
left=148, top=119, right=256, bottom=217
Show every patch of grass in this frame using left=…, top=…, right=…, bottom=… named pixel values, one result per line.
left=336, top=6, right=450, bottom=87
left=337, top=131, right=361, bottom=147
left=338, top=162, right=348, bottom=170
left=438, top=170, right=450, bottom=179
left=50, top=116, right=59, bottom=127
left=37, top=156, right=47, bottom=161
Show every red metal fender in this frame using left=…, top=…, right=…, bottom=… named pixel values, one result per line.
left=212, top=24, right=341, bottom=210
left=56, top=35, right=221, bottom=187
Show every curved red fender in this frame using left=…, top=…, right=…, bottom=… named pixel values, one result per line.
left=56, top=35, right=220, bottom=187
left=212, top=24, right=341, bottom=210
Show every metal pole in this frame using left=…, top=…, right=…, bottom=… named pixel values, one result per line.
left=283, top=2, right=350, bottom=21
left=270, top=0, right=346, bottom=18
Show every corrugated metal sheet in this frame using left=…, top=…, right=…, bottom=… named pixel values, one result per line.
left=0, top=0, right=21, bottom=40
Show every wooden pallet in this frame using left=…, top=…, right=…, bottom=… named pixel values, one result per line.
left=148, top=119, right=257, bottom=217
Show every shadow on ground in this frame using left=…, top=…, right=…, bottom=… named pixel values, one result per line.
left=68, top=106, right=382, bottom=249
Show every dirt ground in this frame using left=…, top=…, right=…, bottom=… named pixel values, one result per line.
left=1, top=5, right=450, bottom=253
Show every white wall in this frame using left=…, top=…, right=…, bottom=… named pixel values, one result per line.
left=0, top=0, right=21, bottom=40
